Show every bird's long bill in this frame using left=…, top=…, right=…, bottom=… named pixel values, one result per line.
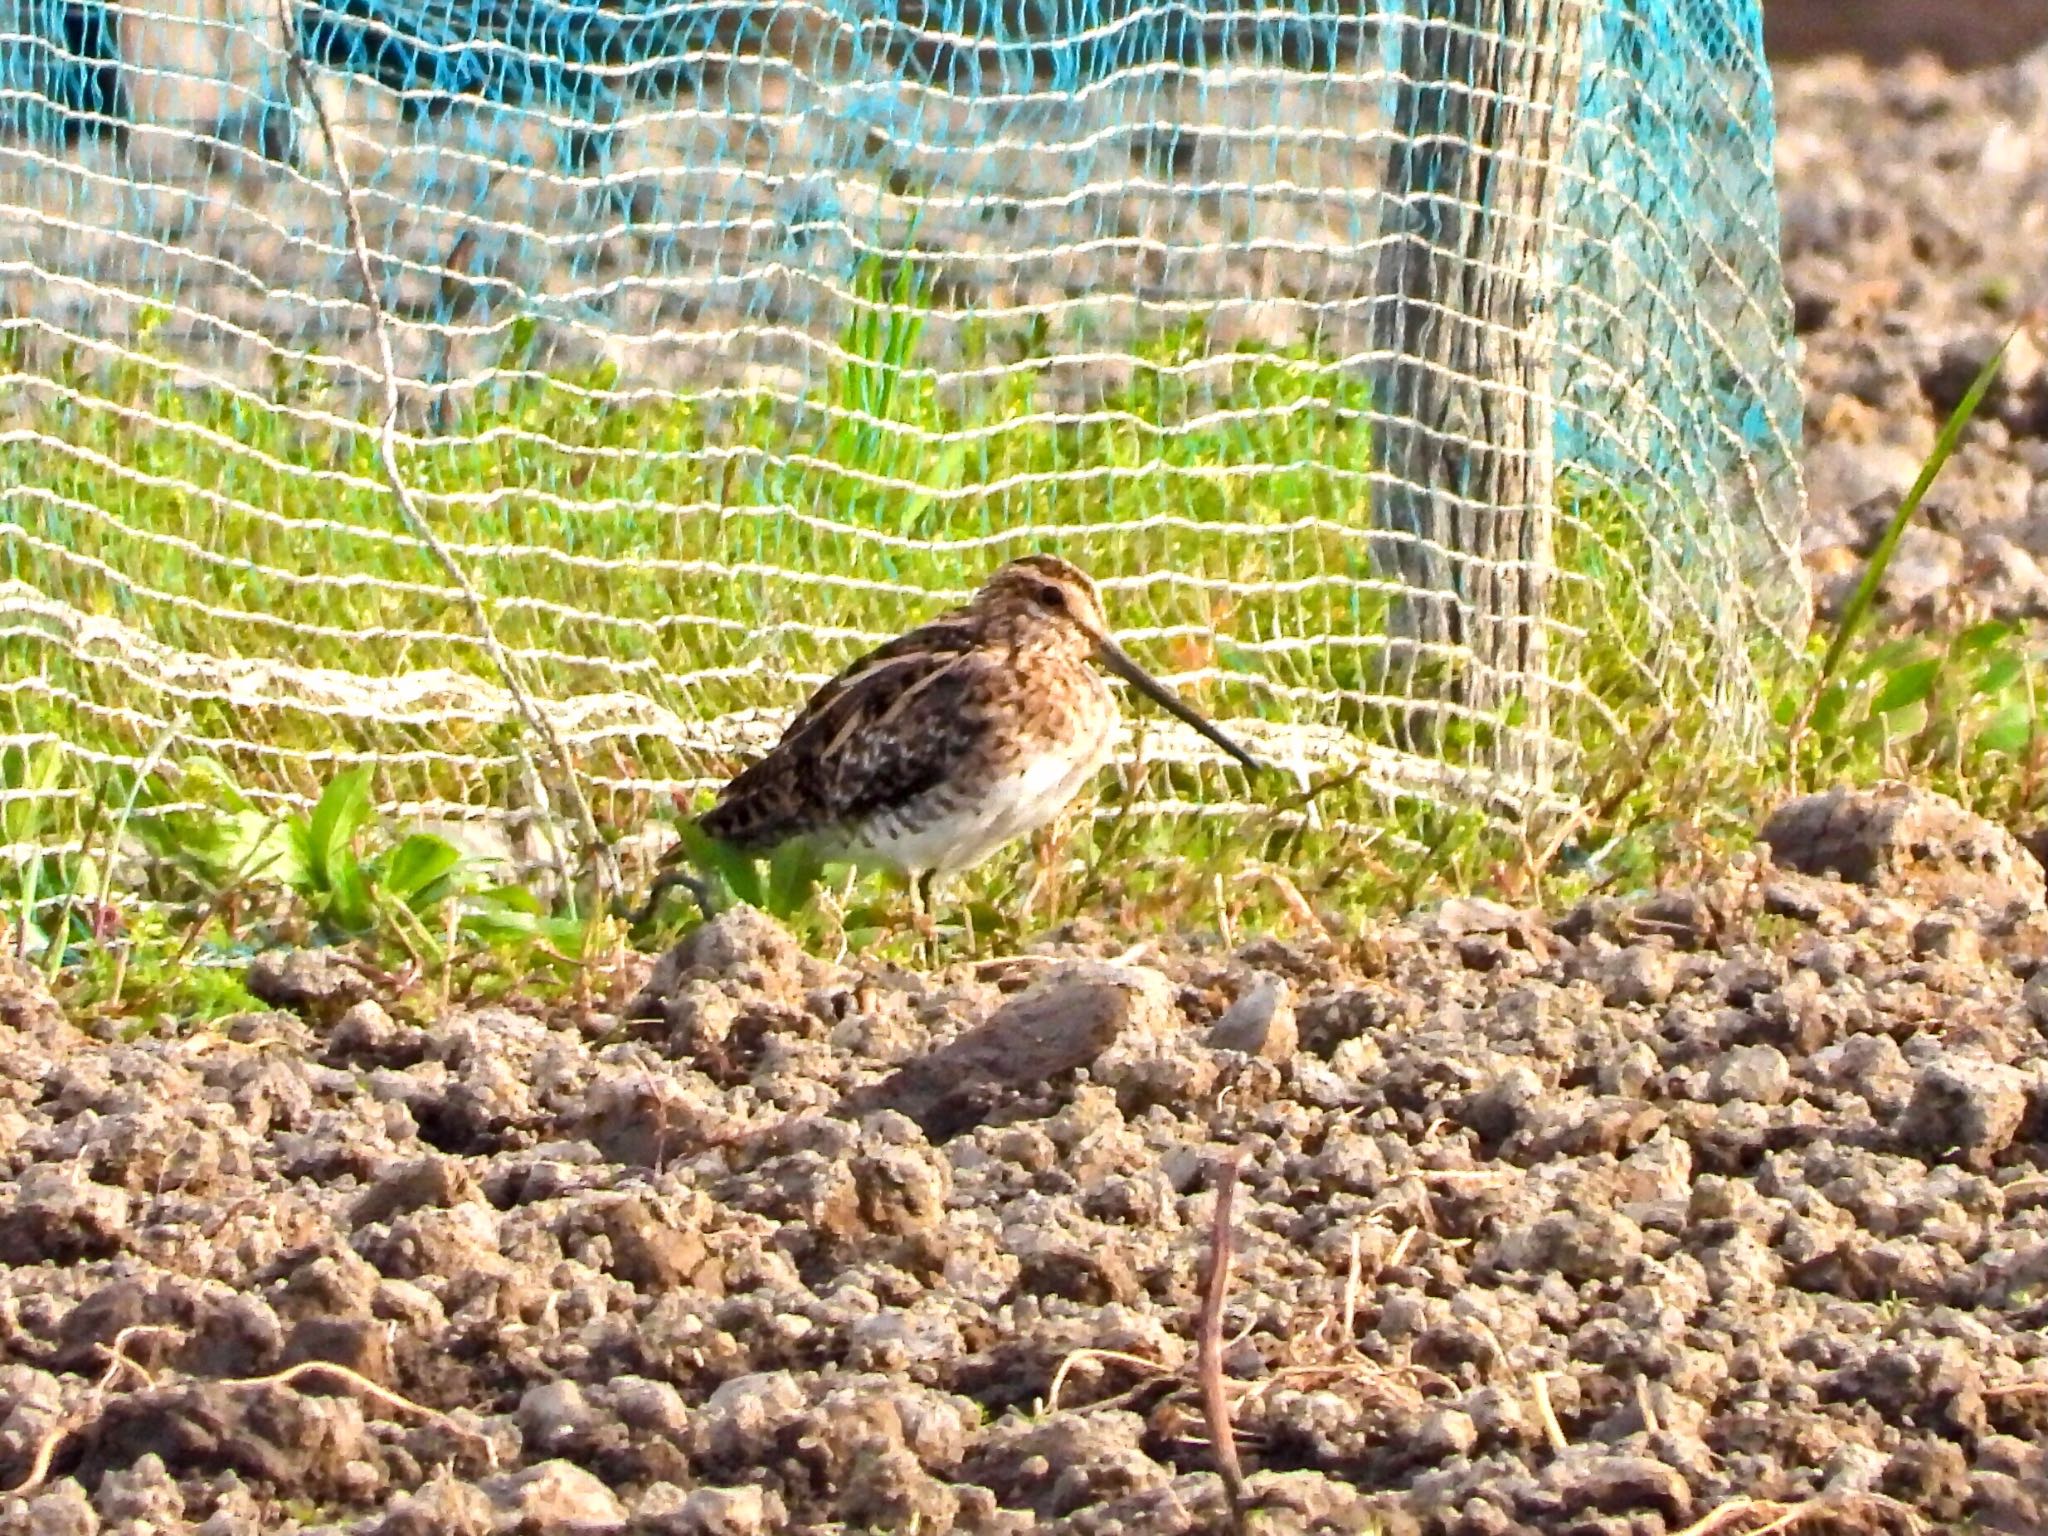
left=1095, top=637, right=1264, bottom=775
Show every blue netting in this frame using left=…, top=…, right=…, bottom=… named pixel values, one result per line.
left=1556, top=0, right=1805, bottom=635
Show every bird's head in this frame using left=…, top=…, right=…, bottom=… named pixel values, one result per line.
left=972, top=554, right=1263, bottom=775
left=974, top=553, right=1112, bottom=647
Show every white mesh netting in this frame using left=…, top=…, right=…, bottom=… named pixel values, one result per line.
left=1, top=0, right=1806, bottom=890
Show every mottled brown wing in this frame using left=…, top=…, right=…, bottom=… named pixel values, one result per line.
left=752, top=607, right=978, bottom=758
left=695, top=618, right=994, bottom=853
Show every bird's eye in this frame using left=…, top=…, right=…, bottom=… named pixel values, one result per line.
left=1035, top=583, right=1066, bottom=610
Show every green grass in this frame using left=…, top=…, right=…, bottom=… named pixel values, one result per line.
left=3, top=289, right=2039, bottom=1021
left=1, top=294, right=1397, bottom=824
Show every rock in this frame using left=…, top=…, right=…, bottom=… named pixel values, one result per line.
left=1243, top=1470, right=1382, bottom=1530
left=1706, top=1044, right=1793, bottom=1106
left=1801, top=436, right=1926, bottom=518
left=585, top=1195, right=725, bottom=1294
left=1911, top=911, right=1982, bottom=963
left=839, top=962, right=1177, bottom=1140
left=518, top=1381, right=597, bottom=1458
left=327, top=999, right=421, bottom=1067
left=963, top=1412, right=1169, bottom=1519
left=635, top=1484, right=785, bottom=1535
left=81, top=1383, right=369, bottom=1498
left=1874, top=524, right=1963, bottom=612
left=1763, top=877, right=1841, bottom=924
left=1426, top=897, right=1536, bottom=942
left=480, top=1460, right=627, bottom=1533
left=1479, top=1207, right=1645, bottom=1285
left=90, top=1453, right=184, bottom=1527
left=1544, top=1452, right=1692, bottom=1522
left=1760, top=783, right=2044, bottom=910
left=245, top=948, right=375, bottom=1022
left=1417, top=1409, right=1479, bottom=1459
left=351, top=1155, right=483, bottom=1227
left=690, top=1373, right=809, bottom=1477
left=1922, top=326, right=2045, bottom=418
left=373, top=1469, right=495, bottom=1536
left=1591, top=944, right=1679, bottom=1008
left=280, top=1315, right=394, bottom=1388
left=0, top=1163, right=130, bottom=1265
left=1206, top=972, right=1297, bottom=1060
left=1882, top=1437, right=1972, bottom=1520
left=629, top=905, right=809, bottom=1016
left=2024, top=969, right=2048, bottom=1029
left=0, top=953, right=73, bottom=1043
left=21, top=1479, right=99, bottom=1536
left=1897, top=1055, right=2028, bottom=1170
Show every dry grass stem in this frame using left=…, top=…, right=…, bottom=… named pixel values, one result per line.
left=1197, top=1150, right=1250, bottom=1530
left=270, top=0, right=620, bottom=906
left=1044, top=1349, right=1172, bottom=1414
left=1669, top=1493, right=1924, bottom=1536
left=0, top=1333, right=495, bottom=1500
left=1532, top=1371, right=1568, bottom=1453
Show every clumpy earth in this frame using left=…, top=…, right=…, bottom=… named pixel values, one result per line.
left=5, top=783, right=2048, bottom=1534
left=1778, top=44, right=2048, bottom=621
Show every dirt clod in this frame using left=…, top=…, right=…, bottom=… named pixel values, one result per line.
left=6, top=842, right=2048, bottom=1532
left=1762, top=783, right=2044, bottom=910
left=1897, top=1054, right=2030, bottom=1169
left=840, top=962, right=1176, bottom=1139
left=479, top=1459, right=627, bottom=1533
left=1206, top=972, right=1298, bottom=1060
left=245, top=948, right=376, bottom=1023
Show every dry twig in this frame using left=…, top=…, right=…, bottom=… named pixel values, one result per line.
left=269, top=11, right=621, bottom=906
left=1044, top=1348, right=1174, bottom=1416
left=1532, top=1370, right=1569, bottom=1454
left=1197, top=1150, right=1251, bottom=1530
left=1669, top=1493, right=1924, bottom=1536
left=0, top=1329, right=494, bottom=1500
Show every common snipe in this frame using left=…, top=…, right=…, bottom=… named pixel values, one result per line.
left=645, top=555, right=1261, bottom=930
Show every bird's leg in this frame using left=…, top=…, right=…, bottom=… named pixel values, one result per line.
left=956, top=877, right=976, bottom=957
left=906, top=868, right=938, bottom=965
left=1019, top=812, right=1073, bottom=930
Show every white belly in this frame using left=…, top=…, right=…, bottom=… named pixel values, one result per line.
left=860, top=721, right=1112, bottom=877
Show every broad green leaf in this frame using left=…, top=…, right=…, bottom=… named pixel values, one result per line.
left=306, top=767, right=373, bottom=891
left=1954, top=619, right=2014, bottom=655
left=765, top=842, right=826, bottom=918
left=459, top=888, right=582, bottom=947
left=381, top=833, right=465, bottom=911
left=324, top=853, right=374, bottom=935
left=669, top=821, right=763, bottom=911
left=1807, top=681, right=1848, bottom=739
left=468, top=883, right=545, bottom=916
left=221, top=812, right=290, bottom=881
left=1854, top=635, right=1925, bottom=682
left=1872, top=658, right=1941, bottom=714
left=1978, top=702, right=2037, bottom=755
left=1976, top=653, right=2026, bottom=697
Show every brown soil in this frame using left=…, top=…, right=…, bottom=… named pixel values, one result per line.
left=5, top=786, right=2048, bottom=1534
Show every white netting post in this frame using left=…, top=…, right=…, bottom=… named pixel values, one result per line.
left=1371, top=0, right=1587, bottom=794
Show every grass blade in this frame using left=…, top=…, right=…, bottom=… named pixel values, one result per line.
left=1817, top=335, right=2011, bottom=689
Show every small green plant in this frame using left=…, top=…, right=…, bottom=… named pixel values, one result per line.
left=42, top=753, right=615, bottom=1018
left=1798, top=333, right=2013, bottom=756
left=260, top=767, right=588, bottom=959
left=2, top=741, right=100, bottom=966
left=129, top=754, right=288, bottom=899
left=633, top=820, right=836, bottom=932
